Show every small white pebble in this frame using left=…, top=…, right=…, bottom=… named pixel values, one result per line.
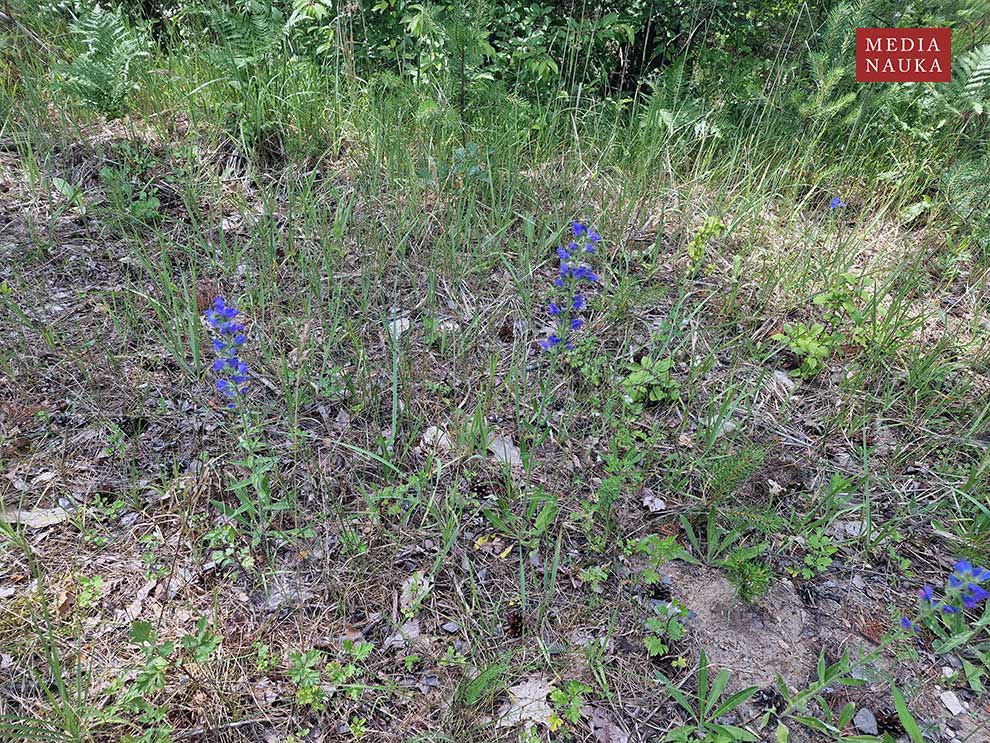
left=940, top=690, right=965, bottom=716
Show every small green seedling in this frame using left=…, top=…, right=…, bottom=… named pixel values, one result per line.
left=772, top=322, right=835, bottom=379
left=645, top=599, right=686, bottom=657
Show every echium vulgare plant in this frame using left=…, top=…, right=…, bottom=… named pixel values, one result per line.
left=205, top=297, right=250, bottom=405
left=540, top=222, right=600, bottom=351
left=203, top=297, right=284, bottom=551
left=901, top=559, right=990, bottom=642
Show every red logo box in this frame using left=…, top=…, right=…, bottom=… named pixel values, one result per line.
left=856, top=28, right=951, bottom=82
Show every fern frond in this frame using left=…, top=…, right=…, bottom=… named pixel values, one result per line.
left=56, top=3, right=150, bottom=118
left=958, top=44, right=990, bottom=100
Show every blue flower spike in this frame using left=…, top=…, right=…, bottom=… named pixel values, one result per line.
left=829, top=196, right=847, bottom=210
left=540, top=222, right=600, bottom=352
left=204, top=296, right=250, bottom=406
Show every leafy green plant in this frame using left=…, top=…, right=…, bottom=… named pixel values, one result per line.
left=180, top=617, right=222, bottom=664
left=570, top=450, right=637, bottom=552
left=789, top=527, right=837, bottom=580
left=682, top=511, right=771, bottom=602
left=289, top=649, right=325, bottom=709
left=107, top=616, right=224, bottom=733
left=772, top=322, right=835, bottom=379
left=633, top=534, right=695, bottom=587
left=458, top=658, right=510, bottom=706
left=577, top=564, right=609, bottom=593
left=253, top=642, right=280, bottom=674
left=622, top=356, right=680, bottom=408
left=100, top=166, right=161, bottom=224
left=765, top=648, right=880, bottom=741
left=659, top=649, right=759, bottom=742
left=686, top=217, right=726, bottom=264
left=52, top=177, right=87, bottom=216
left=565, top=334, right=611, bottom=388
left=814, top=271, right=868, bottom=327
left=725, top=555, right=772, bottom=603
left=644, top=599, right=686, bottom=658
left=483, top=486, right=558, bottom=550
left=76, top=574, right=103, bottom=611
left=549, top=680, right=592, bottom=730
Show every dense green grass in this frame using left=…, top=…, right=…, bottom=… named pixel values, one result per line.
left=1, top=0, right=989, bottom=741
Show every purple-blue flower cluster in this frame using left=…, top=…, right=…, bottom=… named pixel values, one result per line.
left=204, top=297, right=249, bottom=403
left=901, top=559, right=990, bottom=633
left=540, top=222, right=600, bottom=351
left=829, top=196, right=847, bottom=210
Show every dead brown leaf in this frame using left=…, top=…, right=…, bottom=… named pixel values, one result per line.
left=1, top=506, right=71, bottom=529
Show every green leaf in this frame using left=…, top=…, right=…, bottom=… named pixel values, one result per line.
left=838, top=702, right=856, bottom=728
left=963, top=659, right=985, bottom=693
left=791, top=715, right=837, bottom=734
left=533, top=500, right=558, bottom=534
left=891, top=684, right=923, bottom=743
left=704, top=670, right=731, bottom=717
left=775, top=722, right=789, bottom=743
left=698, top=649, right=710, bottom=708
left=709, top=724, right=757, bottom=741
left=462, top=660, right=508, bottom=706
left=657, top=672, right=696, bottom=717
left=709, top=685, right=760, bottom=719
left=129, top=620, right=153, bottom=644
left=645, top=636, right=668, bottom=657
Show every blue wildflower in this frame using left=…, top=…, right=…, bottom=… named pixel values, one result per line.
left=964, top=584, right=990, bottom=609
left=571, top=266, right=598, bottom=283
left=900, top=617, right=919, bottom=633
left=204, top=297, right=250, bottom=404
left=903, top=559, right=990, bottom=635
left=829, top=196, right=847, bottom=210
left=540, top=222, right=601, bottom=352
left=952, top=559, right=990, bottom=582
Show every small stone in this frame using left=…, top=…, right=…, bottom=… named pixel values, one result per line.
left=441, top=621, right=460, bottom=633
left=422, top=426, right=452, bottom=451
left=640, top=488, right=667, bottom=513
left=853, top=708, right=878, bottom=736
left=417, top=672, right=440, bottom=694
left=942, top=666, right=954, bottom=678
left=773, top=369, right=797, bottom=392
left=941, top=690, right=965, bottom=716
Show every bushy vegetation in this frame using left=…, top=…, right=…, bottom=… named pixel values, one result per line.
left=1, top=0, right=989, bottom=741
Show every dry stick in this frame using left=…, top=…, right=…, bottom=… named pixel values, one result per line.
left=172, top=717, right=272, bottom=741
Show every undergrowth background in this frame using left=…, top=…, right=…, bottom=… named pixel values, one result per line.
left=0, top=0, right=989, bottom=741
